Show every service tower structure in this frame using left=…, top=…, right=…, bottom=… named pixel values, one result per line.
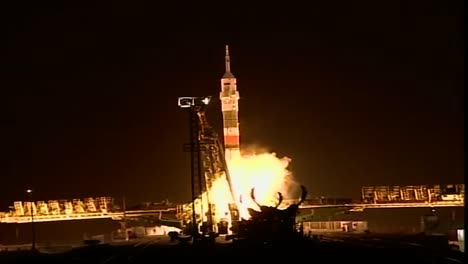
left=220, top=45, right=241, bottom=162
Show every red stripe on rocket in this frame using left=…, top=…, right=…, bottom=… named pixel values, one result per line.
left=224, top=135, right=240, bottom=146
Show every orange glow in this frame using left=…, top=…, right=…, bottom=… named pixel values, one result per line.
left=228, top=151, right=296, bottom=219
left=195, top=147, right=296, bottom=231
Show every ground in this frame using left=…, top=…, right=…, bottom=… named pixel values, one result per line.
left=0, top=234, right=464, bottom=264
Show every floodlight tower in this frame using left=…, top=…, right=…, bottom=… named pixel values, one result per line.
left=26, top=189, right=36, bottom=250
left=178, top=96, right=239, bottom=239
left=178, top=96, right=212, bottom=237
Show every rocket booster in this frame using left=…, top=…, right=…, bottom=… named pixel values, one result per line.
left=220, top=45, right=241, bottom=161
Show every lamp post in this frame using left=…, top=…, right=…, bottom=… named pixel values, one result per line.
left=26, top=189, right=36, bottom=251
left=123, top=195, right=129, bottom=241
left=178, top=96, right=211, bottom=239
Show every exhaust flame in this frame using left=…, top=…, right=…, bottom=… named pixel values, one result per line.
left=189, top=147, right=296, bottom=234
left=204, top=147, right=296, bottom=223
left=228, top=151, right=295, bottom=219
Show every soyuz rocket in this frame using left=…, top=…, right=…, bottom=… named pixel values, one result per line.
left=220, top=45, right=241, bottom=161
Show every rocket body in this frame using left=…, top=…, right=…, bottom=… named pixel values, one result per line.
left=220, top=45, right=241, bottom=161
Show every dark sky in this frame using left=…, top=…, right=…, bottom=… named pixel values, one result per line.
left=1, top=2, right=464, bottom=208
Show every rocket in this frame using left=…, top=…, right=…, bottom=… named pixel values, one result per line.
left=220, top=45, right=241, bottom=161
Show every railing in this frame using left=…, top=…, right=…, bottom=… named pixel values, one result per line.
left=0, top=208, right=178, bottom=224
left=299, top=200, right=464, bottom=209
left=1, top=201, right=463, bottom=224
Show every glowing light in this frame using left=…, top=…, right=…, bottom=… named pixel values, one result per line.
left=201, top=147, right=296, bottom=224
left=178, top=97, right=194, bottom=108
left=202, top=97, right=210, bottom=105
left=228, top=150, right=296, bottom=219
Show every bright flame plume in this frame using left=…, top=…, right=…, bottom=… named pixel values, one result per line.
left=192, top=147, right=296, bottom=225
left=228, top=151, right=296, bottom=219
left=187, top=147, right=297, bottom=234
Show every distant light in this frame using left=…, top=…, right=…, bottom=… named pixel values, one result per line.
left=178, top=97, right=194, bottom=108
left=26, top=189, right=32, bottom=193
left=457, top=229, right=464, bottom=242
left=202, top=97, right=210, bottom=105
left=178, top=96, right=211, bottom=108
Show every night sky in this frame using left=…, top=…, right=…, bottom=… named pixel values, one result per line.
left=1, top=2, right=464, bottom=209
